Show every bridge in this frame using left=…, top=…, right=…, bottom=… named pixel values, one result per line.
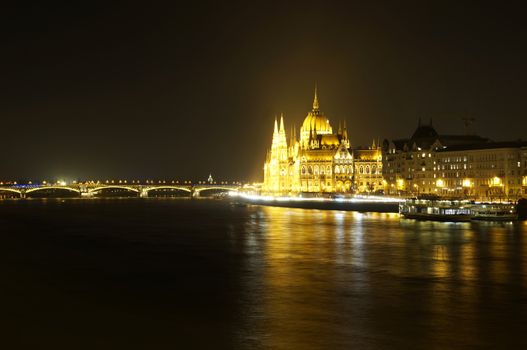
left=0, top=183, right=242, bottom=198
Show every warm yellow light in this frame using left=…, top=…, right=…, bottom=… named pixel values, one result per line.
left=491, top=176, right=502, bottom=187
left=436, top=179, right=444, bottom=188
left=396, top=178, right=405, bottom=190
left=462, top=179, right=472, bottom=188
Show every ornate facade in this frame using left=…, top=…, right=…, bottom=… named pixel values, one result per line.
left=263, top=88, right=383, bottom=195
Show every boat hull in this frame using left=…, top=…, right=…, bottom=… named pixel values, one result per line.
left=401, top=213, right=472, bottom=222
left=471, top=215, right=517, bottom=221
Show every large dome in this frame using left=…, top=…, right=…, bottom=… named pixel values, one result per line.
left=302, top=111, right=333, bottom=134
left=300, top=87, right=333, bottom=137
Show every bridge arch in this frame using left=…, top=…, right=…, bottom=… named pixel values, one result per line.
left=88, top=186, right=140, bottom=194
left=0, top=188, right=22, bottom=195
left=144, top=186, right=192, bottom=193
left=194, top=186, right=239, bottom=195
left=25, top=186, right=81, bottom=194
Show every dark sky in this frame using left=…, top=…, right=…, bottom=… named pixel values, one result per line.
left=1, top=1, right=526, bottom=182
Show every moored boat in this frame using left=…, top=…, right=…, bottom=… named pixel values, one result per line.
left=399, top=199, right=519, bottom=222
left=471, top=203, right=517, bottom=221
left=399, top=199, right=473, bottom=222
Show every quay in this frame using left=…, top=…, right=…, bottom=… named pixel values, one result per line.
left=231, top=193, right=402, bottom=212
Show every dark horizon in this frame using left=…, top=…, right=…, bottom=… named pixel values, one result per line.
left=1, top=1, right=526, bottom=182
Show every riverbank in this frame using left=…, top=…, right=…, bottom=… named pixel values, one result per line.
left=231, top=193, right=402, bottom=213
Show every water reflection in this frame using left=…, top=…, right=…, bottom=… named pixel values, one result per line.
left=239, top=207, right=527, bottom=349
left=1, top=200, right=525, bottom=349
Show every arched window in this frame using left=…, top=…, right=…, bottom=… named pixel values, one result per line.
left=320, top=166, right=325, bottom=175
left=335, top=166, right=340, bottom=174
left=372, top=165, right=376, bottom=174
left=366, top=166, right=370, bottom=174
left=359, top=166, right=363, bottom=174
left=308, top=166, right=313, bottom=175
left=314, top=165, right=319, bottom=175
left=301, top=166, right=306, bottom=175
left=327, top=165, right=332, bottom=175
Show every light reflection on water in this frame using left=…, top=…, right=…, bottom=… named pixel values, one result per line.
left=238, top=207, right=527, bottom=349
left=0, top=199, right=526, bottom=349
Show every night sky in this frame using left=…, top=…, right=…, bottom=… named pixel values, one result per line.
left=1, top=1, right=526, bottom=182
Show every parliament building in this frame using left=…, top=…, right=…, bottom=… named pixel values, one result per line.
left=263, top=88, right=383, bottom=195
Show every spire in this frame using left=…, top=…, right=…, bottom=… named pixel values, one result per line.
left=338, top=121, right=342, bottom=135
left=279, top=113, right=285, bottom=133
left=273, top=117, right=278, bottom=134
left=293, top=124, right=297, bottom=142
left=343, top=119, right=348, bottom=140
left=372, top=139, right=376, bottom=149
left=312, top=84, right=319, bottom=111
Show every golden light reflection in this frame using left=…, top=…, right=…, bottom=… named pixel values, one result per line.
left=459, top=231, right=477, bottom=281
left=487, top=226, right=509, bottom=284
left=238, top=205, right=527, bottom=348
left=523, top=221, right=527, bottom=291
left=431, top=245, right=449, bottom=279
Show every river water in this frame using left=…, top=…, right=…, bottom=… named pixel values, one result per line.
left=0, top=199, right=526, bottom=349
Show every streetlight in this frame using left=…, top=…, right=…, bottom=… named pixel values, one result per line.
left=413, top=183, right=419, bottom=197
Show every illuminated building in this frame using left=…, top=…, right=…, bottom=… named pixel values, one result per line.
left=263, top=88, right=383, bottom=195
left=382, top=120, right=527, bottom=200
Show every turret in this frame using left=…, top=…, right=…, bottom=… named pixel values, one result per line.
left=342, top=120, right=349, bottom=148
